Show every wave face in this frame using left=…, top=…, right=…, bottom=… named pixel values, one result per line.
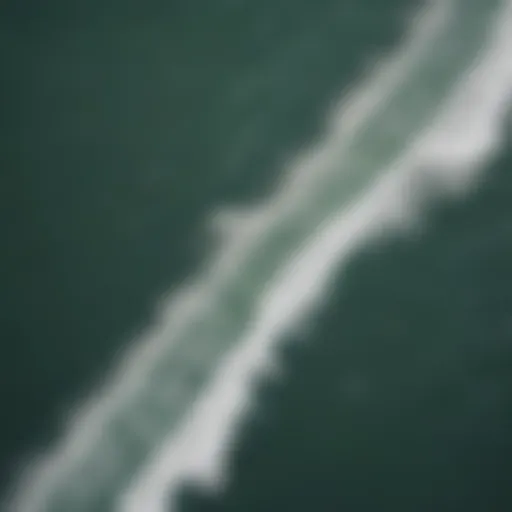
left=6, top=0, right=512, bottom=511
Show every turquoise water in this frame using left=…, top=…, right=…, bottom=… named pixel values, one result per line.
left=1, top=0, right=512, bottom=510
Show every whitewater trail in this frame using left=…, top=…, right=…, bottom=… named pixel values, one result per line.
left=6, top=0, right=512, bottom=511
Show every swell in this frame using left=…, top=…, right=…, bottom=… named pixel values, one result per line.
left=6, top=0, right=512, bottom=511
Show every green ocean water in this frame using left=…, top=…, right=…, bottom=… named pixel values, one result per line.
left=1, top=0, right=511, bottom=510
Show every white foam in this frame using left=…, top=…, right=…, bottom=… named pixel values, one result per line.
left=418, top=8, right=512, bottom=189
left=119, top=2, right=512, bottom=512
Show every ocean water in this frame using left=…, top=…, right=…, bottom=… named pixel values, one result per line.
left=1, top=0, right=512, bottom=511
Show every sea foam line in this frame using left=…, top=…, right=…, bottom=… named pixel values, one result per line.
left=6, top=0, right=511, bottom=511
left=119, top=1, right=512, bottom=511
left=6, top=2, right=448, bottom=510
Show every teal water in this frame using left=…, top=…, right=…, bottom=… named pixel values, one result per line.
left=1, top=0, right=512, bottom=511
left=1, top=0, right=417, bottom=492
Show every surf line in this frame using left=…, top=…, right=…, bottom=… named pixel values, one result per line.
left=6, top=0, right=511, bottom=511
left=119, top=1, right=512, bottom=512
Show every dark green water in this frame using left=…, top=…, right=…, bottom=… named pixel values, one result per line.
left=0, top=0, right=416, bottom=492
left=2, top=0, right=512, bottom=510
